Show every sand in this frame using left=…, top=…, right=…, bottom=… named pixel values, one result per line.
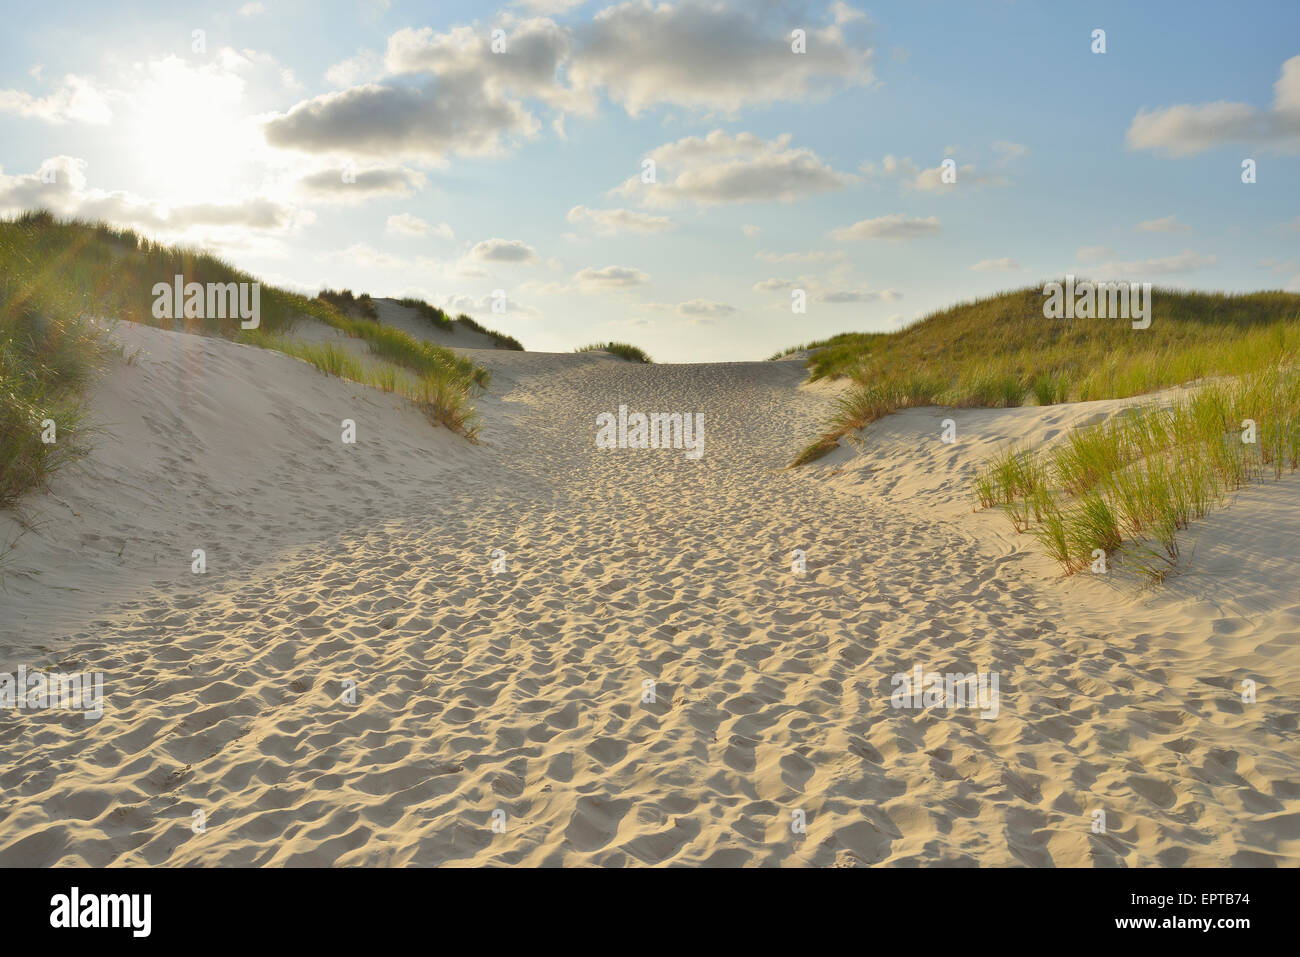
left=0, top=317, right=1297, bottom=866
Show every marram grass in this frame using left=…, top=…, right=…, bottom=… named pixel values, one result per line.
left=0, top=211, right=489, bottom=507
left=783, top=283, right=1300, bottom=465
left=973, top=366, right=1300, bottom=582
left=576, top=341, right=653, bottom=363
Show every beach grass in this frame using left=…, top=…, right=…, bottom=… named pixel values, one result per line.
left=0, top=210, right=490, bottom=505
left=575, top=341, right=654, bottom=363
left=973, top=366, right=1300, bottom=580
left=784, top=284, right=1300, bottom=464
left=395, top=295, right=525, bottom=351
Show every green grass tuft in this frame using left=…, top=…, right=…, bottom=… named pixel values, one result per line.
left=972, top=365, right=1300, bottom=581
left=575, top=341, right=653, bottom=363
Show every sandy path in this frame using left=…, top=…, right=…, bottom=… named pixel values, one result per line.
left=0, top=343, right=1296, bottom=866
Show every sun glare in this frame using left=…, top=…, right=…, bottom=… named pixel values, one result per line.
left=125, top=55, right=262, bottom=205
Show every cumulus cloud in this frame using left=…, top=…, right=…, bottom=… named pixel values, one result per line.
left=830, top=2, right=867, bottom=25
left=991, top=140, right=1028, bottom=163
left=267, top=6, right=875, bottom=164
left=675, top=298, right=736, bottom=317
left=0, top=156, right=302, bottom=234
left=0, top=74, right=113, bottom=124
left=514, top=0, right=588, bottom=12
left=442, top=292, right=538, bottom=318
left=386, top=213, right=454, bottom=238
left=641, top=299, right=737, bottom=323
left=753, top=276, right=899, bottom=302
left=325, top=49, right=384, bottom=88
left=471, top=238, right=537, bottom=262
left=1076, top=245, right=1115, bottom=262
left=817, top=288, right=900, bottom=303
left=384, top=21, right=579, bottom=107
left=1126, top=55, right=1300, bottom=156
left=613, top=130, right=855, bottom=207
left=860, top=154, right=1009, bottom=192
left=567, top=205, right=674, bottom=234
left=741, top=224, right=761, bottom=239
left=831, top=213, right=940, bottom=241
left=568, top=0, right=873, bottom=115
left=573, top=264, right=649, bottom=288
left=263, top=77, right=540, bottom=161
left=298, top=164, right=425, bottom=199
left=754, top=249, right=844, bottom=263
left=1082, top=250, right=1218, bottom=277
left=338, top=242, right=412, bottom=271
left=971, top=257, right=1022, bottom=271
left=1135, top=215, right=1191, bottom=233
left=263, top=20, right=578, bottom=162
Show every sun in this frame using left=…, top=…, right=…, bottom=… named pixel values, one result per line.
left=123, top=55, right=266, bottom=206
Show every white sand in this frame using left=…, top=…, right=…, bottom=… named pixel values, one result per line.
left=0, top=322, right=1296, bottom=866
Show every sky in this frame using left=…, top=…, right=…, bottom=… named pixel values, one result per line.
left=1, top=0, right=1297, bottom=361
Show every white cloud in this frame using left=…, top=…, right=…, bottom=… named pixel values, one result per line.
left=338, top=242, right=412, bottom=271
left=566, top=205, right=674, bottom=234
left=675, top=298, right=736, bottom=318
left=991, top=140, right=1028, bottom=163
left=641, top=299, right=737, bottom=323
left=1083, top=250, right=1218, bottom=277
left=1135, top=215, right=1192, bottom=233
left=741, top=224, right=761, bottom=239
left=269, top=7, right=874, bottom=164
left=0, top=74, right=113, bottom=124
left=568, top=0, right=873, bottom=115
left=513, top=0, right=587, bottom=12
left=264, top=20, right=579, bottom=162
left=1260, top=257, right=1300, bottom=274
left=860, top=154, right=1009, bottom=193
left=573, top=264, right=649, bottom=289
left=971, top=257, right=1022, bottom=271
left=1076, top=245, right=1115, bottom=263
left=442, top=292, right=538, bottom=319
left=0, top=156, right=305, bottom=238
left=238, top=2, right=266, bottom=16
left=471, top=238, right=537, bottom=262
left=830, top=2, right=867, bottom=25
left=831, top=214, right=941, bottom=241
left=754, top=277, right=898, bottom=302
left=613, top=130, right=855, bottom=207
left=1126, top=55, right=1300, bottom=156
left=298, top=164, right=425, bottom=200
left=755, top=249, right=845, bottom=263
left=817, top=288, right=900, bottom=303
left=325, top=49, right=384, bottom=88
left=386, top=213, right=454, bottom=238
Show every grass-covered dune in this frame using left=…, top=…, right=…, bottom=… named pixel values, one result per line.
left=0, top=210, right=488, bottom=506
left=398, top=296, right=525, bottom=352
left=783, top=284, right=1300, bottom=465
left=974, top=367, right=1299, bottom=582
left=575, top=341, right=653, bottom=363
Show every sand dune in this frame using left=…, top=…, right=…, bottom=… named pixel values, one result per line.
left=0, top=322, right=1297, bottom=866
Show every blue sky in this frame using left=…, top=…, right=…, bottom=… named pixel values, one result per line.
left=2, top=0, right=1297, bottom=360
